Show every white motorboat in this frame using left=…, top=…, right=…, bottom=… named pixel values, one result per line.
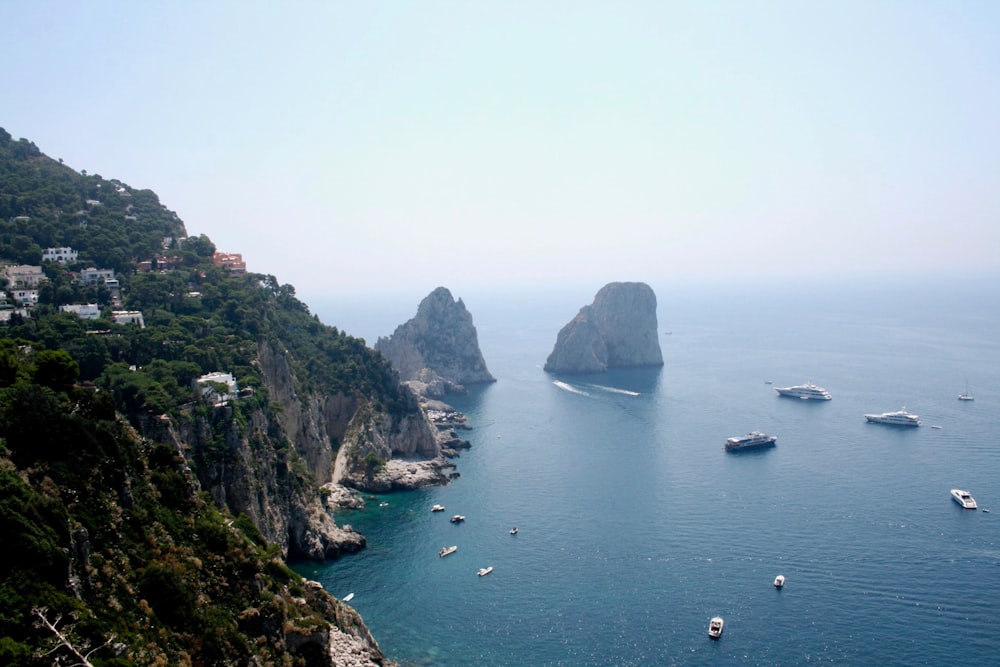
left=510, top=527, right=518, bottom=535
left=725, top=431, right=777, bottom=452
left=708, top=616, right=724, bottom=639
left=439, top=545, right=458, bottom=557
left=342, top=592, right=355, bottom=602
left=431, top=504, right=445, bottom=512
left=864, top=408, right=921, bottom=427
left=773, top=575, right=785, bottom=588
left=775, top=382, right=832, bottom=400
left=951, top=489, right=978, bottom=509
left=477, top=566, right=494, bottom=577
left=450, top=515, right=466, bottom=523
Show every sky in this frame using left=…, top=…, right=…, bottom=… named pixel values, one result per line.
left=2, top=1, right=999, bottom=304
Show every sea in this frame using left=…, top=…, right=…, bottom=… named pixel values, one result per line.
left=297, top=274, right=1000, bottom=666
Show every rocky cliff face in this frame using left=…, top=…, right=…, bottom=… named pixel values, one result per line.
left=544, top=282, right=664, bottom=374
left=375, top=287, right=495, bottom=395
left=139, top=338, right=446, bottom=562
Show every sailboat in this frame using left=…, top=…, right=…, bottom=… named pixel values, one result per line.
left=958, top=379, right=974, bottom=402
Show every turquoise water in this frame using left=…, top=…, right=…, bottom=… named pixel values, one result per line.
left=300, top=276, right=1000, bottom=666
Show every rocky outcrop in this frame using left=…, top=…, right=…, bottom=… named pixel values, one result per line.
left=544, top=282, right=664, bottom=374
left=375, top=287, right=495, bottom=394
left=140, top=338, right=449, bottom=561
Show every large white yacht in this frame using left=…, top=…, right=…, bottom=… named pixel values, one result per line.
left=725, top=431, right=777, bottom=452
left=951, top=489, right=978, bottom=509
left=775, top=382, right=832, bottom=400
left=864, top=408, right=921, bottom=427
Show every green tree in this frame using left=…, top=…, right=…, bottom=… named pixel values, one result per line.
left=31, top=349, right=79, bottom=392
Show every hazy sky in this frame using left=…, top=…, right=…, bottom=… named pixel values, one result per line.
left=3, top=2, right=999, bottom=301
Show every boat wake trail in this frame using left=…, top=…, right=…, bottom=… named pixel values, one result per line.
left=552, top=381, right=592, bottom=397
left=584, top=384, right=640, bottom=397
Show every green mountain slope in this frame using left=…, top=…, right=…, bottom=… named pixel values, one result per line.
left=0, top=128, right=411, bottom=665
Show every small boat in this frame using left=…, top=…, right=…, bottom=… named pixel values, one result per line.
left=951, top=489, right=978, bottom=509
left=439, top=545, right=458, bottom=557
left=378, top=502, right=389, bottom=507
left=342, top=593, right=355, bottom=602
left=958, top=379, right=974, bottom=401
left=431, top=504, right=445, bottom=512
left=477, top=566, right=494, bottom=577
left=707, top=616, right=724, bottom=639
left=773, top=575, right=786, bottom=588
left=510, top=527, right=518, bottom=535
left=450, top=515, right=466, bottom=523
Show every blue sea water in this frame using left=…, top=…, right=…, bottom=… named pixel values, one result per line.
left=300, top=275, right=1000, bottom=666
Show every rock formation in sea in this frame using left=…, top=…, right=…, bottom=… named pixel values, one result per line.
left=375, top=286, right=496, bottom=397
left=544, top=282, right=664, bottom=374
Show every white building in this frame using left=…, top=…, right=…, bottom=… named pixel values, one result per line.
left=42, top=247, right=78, bottom=264
left=194, top=372, right=238, bottom=404
left=80, top=268, right=115, bottom=285
left=111, top=310, right=145, bottom=328
left=0, top=307, right=31, bottom=323
left=59, top=304, right=101, bottom=319
left=12, top=289, right=39, bottom=305
left=2, top=265, right=46, bottom=289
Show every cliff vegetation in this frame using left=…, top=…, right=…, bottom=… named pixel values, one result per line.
left=0, top=127, right=423, bottom=664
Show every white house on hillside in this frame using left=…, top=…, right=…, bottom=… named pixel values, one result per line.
left=194, top=372, right=238, bottom=404
left=12, top=289, right=39, bottom=305
left=111, top=310, right=145, bottom=328
left=80, top=268, right=115, bottom=285
left=2, top=265, right=46, bottom=289
left=59, top=304, right=101, bottom=319
left=42, top=247, right=79, bottom=264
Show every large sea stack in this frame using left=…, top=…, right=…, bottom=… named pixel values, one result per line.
left=544, top=282, right=664, bottom=374
left=376, top=287, right=496, bottom=397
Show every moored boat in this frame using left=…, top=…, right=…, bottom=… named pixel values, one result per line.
left=439, top=545, right=458, bottom=557
left=725, top=431, right=777, bottom=452
left=775, top=382, right=832, bottom=400
left=959, top=379, right=974, bottom=401
left=477, top=566, right=494, bottom=577
left=774, top=574, right=785, bottom=588
left=864, top=408, right=921, bottom=427
left=450, top=515, right=465, bottom=523
left=951, top=489, right=977, bottom=509
left=431, top=504, right=445, bottom=512
left=708, top=616, right=724, bottom=639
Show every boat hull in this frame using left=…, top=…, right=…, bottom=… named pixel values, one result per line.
left=865, top=416, right=921, bottom=426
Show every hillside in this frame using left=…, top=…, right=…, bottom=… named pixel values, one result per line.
left=0, top=128, right=435, bottom=665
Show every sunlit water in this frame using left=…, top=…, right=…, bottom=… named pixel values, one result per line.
left=299, top=276, right=1000, bottom=666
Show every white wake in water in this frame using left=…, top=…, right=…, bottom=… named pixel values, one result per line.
left=584, top=383, right=640, bottom=397
left=552, top=381, right=592, bottom=397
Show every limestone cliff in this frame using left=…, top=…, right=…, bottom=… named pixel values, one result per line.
left=375, top=287, right=496, bottom=395
left=140, top=338, right=447, bottom=562
left=544, top=282, right=664, bottom=374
